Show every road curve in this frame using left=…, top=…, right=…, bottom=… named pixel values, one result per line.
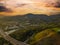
left=0, top=29, right=29, bottom=45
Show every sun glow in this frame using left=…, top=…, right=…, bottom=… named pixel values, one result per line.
left=0, top=0, right=60, bottom=16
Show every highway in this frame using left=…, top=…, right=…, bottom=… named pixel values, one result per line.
left=0, top=29, right=29, bottom=45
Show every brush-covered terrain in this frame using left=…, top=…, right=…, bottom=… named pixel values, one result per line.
left=0, top=14, right=60, bottom=45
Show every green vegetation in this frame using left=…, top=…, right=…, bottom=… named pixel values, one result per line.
left=0, top=37, right=12, bottom=45
left=0, top=14, right=60, bottom=45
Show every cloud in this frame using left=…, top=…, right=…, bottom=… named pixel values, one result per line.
left=0, top=5, right=12, bottom=12
left=0, top=0, right=60, bottom=16
left=0, top=6, right=7, bottom=12
left=55, top=2, right=60, bottom=8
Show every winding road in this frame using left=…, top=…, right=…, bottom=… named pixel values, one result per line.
left=0, top=29, right=29, bottom=45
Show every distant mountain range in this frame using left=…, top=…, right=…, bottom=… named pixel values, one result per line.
left=0, top=13, right=60, bottom=23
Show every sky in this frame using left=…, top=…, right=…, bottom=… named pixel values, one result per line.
left=0, top=0, right=60, bottom=16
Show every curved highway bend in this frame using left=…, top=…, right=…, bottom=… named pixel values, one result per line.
left=0, top=28, right=56, bottom=45
left=0, top=29, right=29, bottom=45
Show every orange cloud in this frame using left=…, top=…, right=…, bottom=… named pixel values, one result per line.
left=0, top=0, right=60, bottom=16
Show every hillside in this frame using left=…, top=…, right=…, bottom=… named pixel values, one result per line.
left=0, top=14, right=60, bottom=45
